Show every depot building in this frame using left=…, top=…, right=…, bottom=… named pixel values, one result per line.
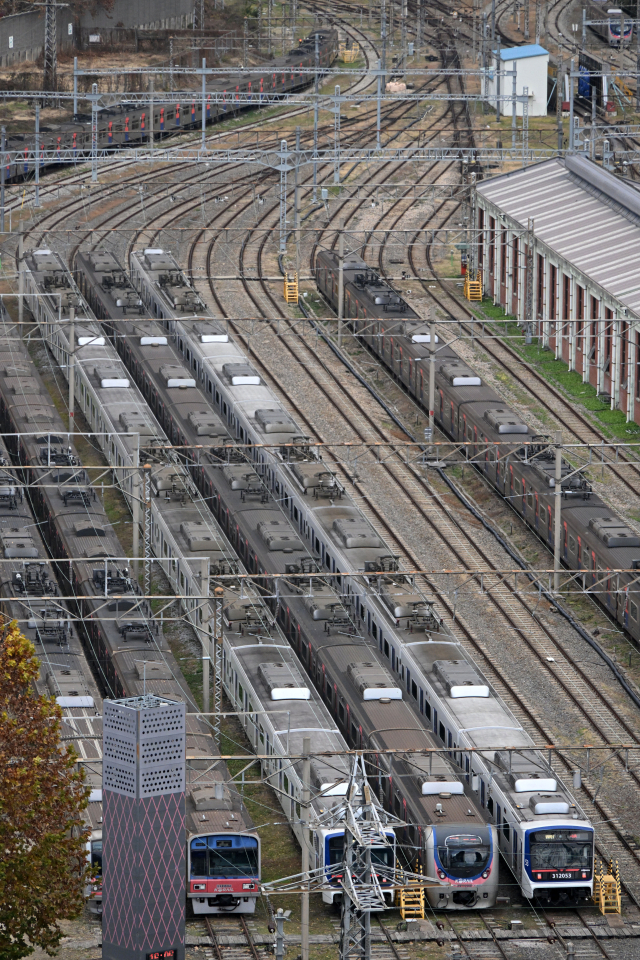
left=475, top=154, right=640, bottom=426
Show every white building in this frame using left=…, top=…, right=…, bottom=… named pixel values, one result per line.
left=487, top=44, right=549, bottom=117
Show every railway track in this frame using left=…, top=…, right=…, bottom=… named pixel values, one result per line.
left=204, top=916, right=261, bottom=960
left=13, top=0, right=640, bottom=924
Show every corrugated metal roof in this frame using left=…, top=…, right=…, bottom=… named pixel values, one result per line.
left=500, top=44, right=548, bottom=60
left=477, top=158, right=640, bottom=314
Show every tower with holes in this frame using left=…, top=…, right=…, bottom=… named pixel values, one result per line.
left=102, top=695, right=186, bottom=960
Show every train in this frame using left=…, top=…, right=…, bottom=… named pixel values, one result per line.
left=586, top=0, right=633, bottom=45
left=6, top=261, right=260, bottom=917
left=316, top=248, right=640, bottom=656
left=0, top=406, right=105, bottom=911
left=110, top=246, right=593, bottom=907
left=0, top=30, right=337, bottom=182
left=74, top=248, right=500, bottom=909
left=29, top=244, right=408, bottom=912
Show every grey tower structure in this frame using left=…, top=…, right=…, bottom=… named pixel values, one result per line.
left=102, top=695, right=186, bottom=960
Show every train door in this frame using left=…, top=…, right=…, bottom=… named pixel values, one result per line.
left=473, top=425, right=478, bottom=459
left=606, top=568, right=612, bottom=608
left=462, top=414, right=467, bottom=457
left=399, top=345, right=403, bottom=379
left=521, top=479, right=526, bottom=514
left=450, top=402, right=455, bottom=436
left=419, top=370, right=424, bottom=401
left=563, top=522, right=568, bottom=559
left=409, top=359, right=413, bottom=392
left=577, top=536, right=582, bottom=570
left=547, top=506, right=553, bottom=543
left=591, top=550, right=597, bottom=587
left=534, top=493, right=539, bottom=530
left=509, top=465, right=514, bottom=500
left=439, top=389, right=444, bottom=422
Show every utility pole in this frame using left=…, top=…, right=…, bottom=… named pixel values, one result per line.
left=18, top=222, right=24, bottom=330
left=201, top=59, right=207, bottom=152
left=496, top=35, right=502, bottom=122
left=301, top=737, right=311, bottom=960
left=313, top=33, right=319, bottom=201
left=268, top=0, right=272, bottom=57
left=428, top=319, right=436, bottom=456
left=381, top=0, right=387, bottom=78
left=416, top=0, right=422, bottom=50
left=554, top=430, right=563, bottom=593
left=568, top=57, right=575, bottom=151
left=73, top=56, right=78, bottom=116
left=401, top=0, right=407, bottom=61
left=557, top=58, right=563, bottom=152
left=244, top=17, right=248, bottom=68
left=525, top=217, right=534, bottom=341
left=376, top=59, right=382, bottom=149
left=333, top=85, right=341, bottom=184
left=511, top=63, right=518, bottom=147
left=1, top=126, right=5, bottom=234
left=149, top=78, right=154, bottom=150
left=338, top=219, right=345, bottom=348
left=34, top=102, right=40, bottom=207
left=637, top=0, right=640, bottom=110
left=294, top=126, right=301, bottom=279
left=524, top=0, right=530, bottom=39
left=68, top=306, right=74, bottom=434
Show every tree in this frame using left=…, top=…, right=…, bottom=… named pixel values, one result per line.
left=0, top=621, right=91, bottom=960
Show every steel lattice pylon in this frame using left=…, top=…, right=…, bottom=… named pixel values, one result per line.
left=262, top=757, right=433, bottom=960
left=213, top=586, right=223, bottom=744
left=44, top=1, right=57, bottom=96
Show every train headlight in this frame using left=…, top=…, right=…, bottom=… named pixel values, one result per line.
left=482, top=871, right=489, bottom=879
left=438, top=871, right=446, bottom=880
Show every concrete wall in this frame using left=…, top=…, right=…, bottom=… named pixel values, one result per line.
left=0, top=0, right=193, bottom=67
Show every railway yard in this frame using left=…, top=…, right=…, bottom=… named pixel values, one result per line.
left=8, top=0, right=640, bottom=959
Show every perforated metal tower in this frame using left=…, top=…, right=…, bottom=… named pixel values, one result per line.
left=102, top=695, right=186, bottom=960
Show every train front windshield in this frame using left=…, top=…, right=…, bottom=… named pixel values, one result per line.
left=437, top=832, right=491, bottom=879
left=328, top=836, right=394, bottom=872
left=190, top=837, right=259, bottom=879
left=90, top=840, right=102, bottom=879
left=529, top=830, right=593, bottom=875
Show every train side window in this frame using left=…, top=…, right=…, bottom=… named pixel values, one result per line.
left=383, top=638, right=389, bottom=658
left=503, top=819, right=510, bottom=841
left=631, top=602, right=638, bottom=621
left=424, top=700, right=431, bottom=720
left=372, top=623, right=377, bottom=641
left=487, top=796, right=493, bottom=815
left=411, top=680, right=417, bottom=700
left=481, top=780, right=485, bottom=807
left=569, top=535, right=576, bottom=553
left=438, top=721, right=445, bottom=741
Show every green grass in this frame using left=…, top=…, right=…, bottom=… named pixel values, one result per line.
left=473, top=300, right=640, bottom=440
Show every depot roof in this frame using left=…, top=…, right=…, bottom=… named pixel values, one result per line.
left=499, top=44, right=549, bottom=60
left=476, top=155, right=640, bottom=315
